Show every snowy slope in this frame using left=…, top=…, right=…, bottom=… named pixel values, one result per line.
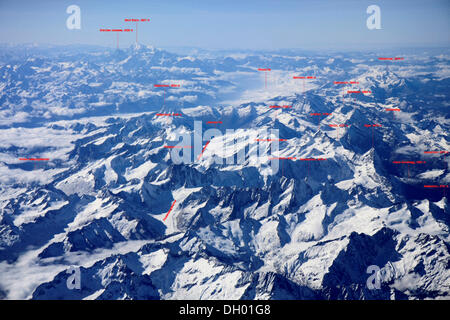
left=0, top=45, right=449, bottom=300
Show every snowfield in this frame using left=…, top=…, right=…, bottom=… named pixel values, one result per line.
left=0, top=44, right=449, bottom=300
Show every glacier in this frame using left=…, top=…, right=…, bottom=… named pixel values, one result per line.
left=0, top=44, right=449, bottom=300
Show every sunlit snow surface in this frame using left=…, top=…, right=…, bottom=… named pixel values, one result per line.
left=0, top=44, right=449, bottom=300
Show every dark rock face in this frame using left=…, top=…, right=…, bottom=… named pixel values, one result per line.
left=0, top=45, right=448, bottom=300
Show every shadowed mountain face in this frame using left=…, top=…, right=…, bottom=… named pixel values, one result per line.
left=0, top=44, right=449, bottom=300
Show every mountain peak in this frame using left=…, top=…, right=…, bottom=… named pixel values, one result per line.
left=129, top=43, right=155, bottom=53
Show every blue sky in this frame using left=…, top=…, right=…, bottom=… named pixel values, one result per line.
left=0, top=0, right=448, bottom=50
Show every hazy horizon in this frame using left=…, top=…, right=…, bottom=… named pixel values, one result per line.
left=0, top=0, right=448, bottom=51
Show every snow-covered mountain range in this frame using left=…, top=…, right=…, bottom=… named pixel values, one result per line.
left=0, top=43, right=448, bottom=300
